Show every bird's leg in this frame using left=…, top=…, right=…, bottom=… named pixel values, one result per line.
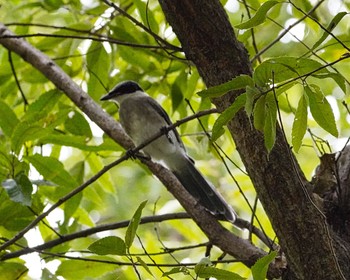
left=160, top=126, right=170, bottom=137
left=125, top=149, right=151, bottom=161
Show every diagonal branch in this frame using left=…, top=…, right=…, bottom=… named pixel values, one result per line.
left=0, top=23, right=281, bottom=276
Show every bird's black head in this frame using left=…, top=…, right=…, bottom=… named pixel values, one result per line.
left=100, top=81, right=143, bottom=101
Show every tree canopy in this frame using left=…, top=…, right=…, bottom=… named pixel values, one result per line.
left=0, top=0, right=349, bottom=279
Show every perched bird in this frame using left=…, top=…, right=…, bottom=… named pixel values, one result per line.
left=100, top=80, right=236, bottom=222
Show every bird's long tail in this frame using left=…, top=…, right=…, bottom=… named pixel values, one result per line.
left=171, top=157, right=236, bottom=223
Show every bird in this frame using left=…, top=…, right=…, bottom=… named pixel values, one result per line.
left=100, top=80, right=236, bottom=222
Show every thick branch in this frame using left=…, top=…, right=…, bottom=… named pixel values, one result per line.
left=158, top=0, right=349, bottom=279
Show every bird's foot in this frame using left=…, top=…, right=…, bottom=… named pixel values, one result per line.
left=126, top=149, right=150, bottom=161
left=160, top=126, right=169, bottom=135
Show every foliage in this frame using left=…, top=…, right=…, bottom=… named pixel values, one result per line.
left=251, top=251, right=277, bottom=280
left=0, top=0, right=349, bottom=279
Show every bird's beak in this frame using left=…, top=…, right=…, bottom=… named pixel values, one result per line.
left=100, top=92, right=112, bottom=101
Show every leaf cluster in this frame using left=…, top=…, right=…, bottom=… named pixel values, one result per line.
left=200, top=55, right=346, bottom=152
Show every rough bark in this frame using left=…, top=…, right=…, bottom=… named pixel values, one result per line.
left=158, top=0, right=350, bottom=279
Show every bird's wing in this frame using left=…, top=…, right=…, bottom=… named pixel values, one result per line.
left=148, top=98, right=186, bottom=151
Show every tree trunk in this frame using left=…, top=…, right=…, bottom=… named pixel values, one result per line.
left=158, top=0, right=350, bottom=279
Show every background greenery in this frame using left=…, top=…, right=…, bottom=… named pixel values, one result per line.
left=0, top=0, right=349, bottom=279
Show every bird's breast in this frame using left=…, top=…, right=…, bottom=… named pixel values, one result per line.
left=119, top=97, right=183, bottom=161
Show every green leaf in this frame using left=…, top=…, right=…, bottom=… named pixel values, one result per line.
left=309, top=12, right=347, bottom=53
left=42, top=0, right=64, bottom=11
left=20, top=67, right=48, bottom=83
left=2, top=173, right=33, bottom=206
left=84, top=5, right=107, bottom=16
left=40, top=134, right=120, bottom=151
left=85, top=153, right=115, bottom=194
left=64, top=191, right=82, bottom=223
left=88, top=236, right=126, bottom=255
left=171, top=71, right=187, bottom=111
left=196, top=257, right=212, bottom=266
left=125, top=200, right=147, bottom=249
left=312, top=72, right=346, bottom=94
left=11, top=122, right=49, bottom=154
left=22, top=89, right=62, bottom=122
left=198, top=75, right=254, bottom=98
left=136, top=256, right=154, bottom=277
left=118, top=46, right=151, bottom=72
left=251, top=251, right=277, bottom=280
left=64, top=110, right=92, bottom=138
left=305, top=85, right=338, bottom=137
left=254, top=57, right=328, bottom=87
left=109, top=18, right=139, bottom=43
left=162, top=267, right=190, bottom=277
left=245, top=86, right=261, bottom=117
left=212, top=93, right=246, bottom=141
left=274, top=81, right=298, bottom=97
left=25, top=154, right=78, bottom=188
left=0, top=197, right=34, bottom=231
left=41, top=268, right=59, bottom=280
left=171, top=82, right=183, bottom=113
left=36, top=28, right=71, bottom=50
left=56, top=257, right=117, bottom=279
left=73, top=206, right=94, bottom=227
left=235, top=1, right=281, bottom=29
left=87, top=41, right=109, bottom=99
left=0, top=262, right=28, bottom=280
left=264, top=92, right=277, bottom=152
left=253, top=95, right=266, bottom=132
left=0, top=100, right=19, bottom=137
left=292, top=95, right=308, bottom=152
left=69, top=161, right=85, bottom=185
left=195, top=265, right=246, bottom=280
left=15, top=172, right=33, bottom=205
left=134, top=0, right=159, bottom=34
left=0, top=148, right=11, bottom=181
left=0, top=150, right=20, bottom=175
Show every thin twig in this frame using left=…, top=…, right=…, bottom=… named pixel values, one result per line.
left=36, top=250, right=242, bottom=267
left=251, top=0, right=326, bottom=62
left=261, top=54, right=350, bottom=96
left=0, top=213, right=189, bottom=260
left=8, top=51, right=28, bottom=108
left=101, top=0, right=179, bottom=51
left=1, top=33, right=170, bottom=50
left=289, top=0, right=350, bottom=53
left=1, top=212, right=276, bottom=260
left=5, top=22, right=182, bottom=52
left=136, top=235, right=168, bottom=278
left=241, top=0, right=261, bottom=64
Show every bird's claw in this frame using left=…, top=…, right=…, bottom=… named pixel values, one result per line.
left=160, top=126, right=169, bottom=135
left=126, top=149, right=150, bottom=161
